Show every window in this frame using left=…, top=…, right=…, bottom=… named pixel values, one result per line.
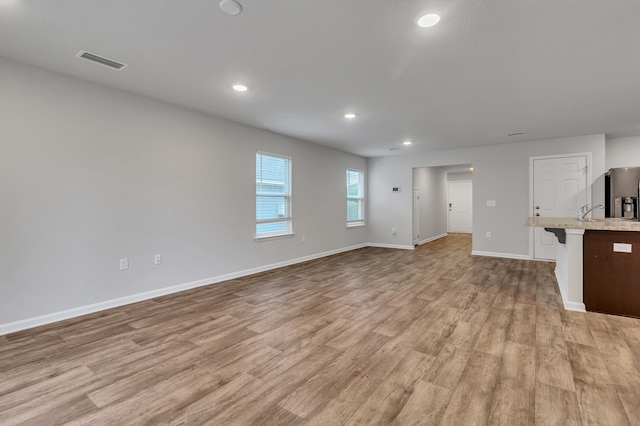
left=256, top=152, right=292, bottom=238
left=347, top=169, right=365, bottom=226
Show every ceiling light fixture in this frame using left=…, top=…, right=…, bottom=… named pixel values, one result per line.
left=417, top=13, right=440, bottom=28
left=469, top=167, right=474, bottom=171
left=232, top=84, right=248, bottom=92
left=344, top=113, right=357, bottom=119
left=402, top=140, right=412, bottom=146
left=219, top=0, right=242, bottom=15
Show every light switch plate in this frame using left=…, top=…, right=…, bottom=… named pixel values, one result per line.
left=486, top=200, right=497, bottom=207
left=613, top=243, right=632, bottom=253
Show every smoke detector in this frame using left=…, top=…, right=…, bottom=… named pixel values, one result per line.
left=219, top=0, right=242, bottom=15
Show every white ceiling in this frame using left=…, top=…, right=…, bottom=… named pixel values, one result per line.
left=1, top=0, right=639, bottom=157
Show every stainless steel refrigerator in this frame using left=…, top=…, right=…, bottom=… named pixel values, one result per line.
left=605, top=167, right=640, bottom=220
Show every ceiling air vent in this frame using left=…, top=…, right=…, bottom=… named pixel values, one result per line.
left=76, top=50, right=128, bottom=71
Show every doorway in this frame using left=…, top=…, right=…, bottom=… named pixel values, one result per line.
left=447, top=180, right=473, bottom=233
left=412, top=164, right=473, bottom=248
left=531, top=154, right=590, bottom=260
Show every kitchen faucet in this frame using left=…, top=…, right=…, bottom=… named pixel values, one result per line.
left=578, top=204, right=604, bottom=222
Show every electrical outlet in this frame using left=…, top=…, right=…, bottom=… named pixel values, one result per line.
left=154, top=254, right=162, bottom=265
left=119, top=258, right=129, bottom=270
left=301, top=234, right=306, bottom=242
left=392, top=227, right=397, bottom=236
left=486, top=232, right=492, bottom=238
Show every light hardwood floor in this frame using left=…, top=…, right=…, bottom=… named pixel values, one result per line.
left=1, top=234, right=640, bottom=425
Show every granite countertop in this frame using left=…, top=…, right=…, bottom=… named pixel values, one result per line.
left=526, top=216, right=640, bottom=232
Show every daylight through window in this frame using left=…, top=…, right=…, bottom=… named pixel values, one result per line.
left=347, top=169, right=364, bottom=225
left=256, top=152, right=292, bottom=237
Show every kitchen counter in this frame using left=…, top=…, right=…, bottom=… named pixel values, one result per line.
left=526, top=216, right=640, bottom=232
left=527, top=216, right=640, bottom=313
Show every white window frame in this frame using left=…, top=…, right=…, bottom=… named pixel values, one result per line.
left=346, top=168, right=365, bottom=227
left=255, top=151, right=293, bottom=240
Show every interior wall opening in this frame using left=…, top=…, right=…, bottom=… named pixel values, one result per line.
left=412, top=164, right=474, bottom=248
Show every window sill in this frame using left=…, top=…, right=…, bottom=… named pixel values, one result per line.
left=255, top=233, right=295, bottom=242
left=347, top=222, right=366, bottom=228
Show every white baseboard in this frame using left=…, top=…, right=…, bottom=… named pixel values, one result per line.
left=563, top=301, right=587, bottom=313
left=471, top=250, right=532, bottom=260
left=367, top=243, right=415, bottom=250
left=8, top=241, right=556, bottom=335
left=0, top=243, right=369, bottom=336
left=554, top=268, right=586, bottom=313
left=417, top=233, right=448, bottom=246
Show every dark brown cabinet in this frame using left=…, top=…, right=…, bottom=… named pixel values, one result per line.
left=584, top=230, right=640, bottom=317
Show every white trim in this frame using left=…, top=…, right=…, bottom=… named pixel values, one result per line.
left=528, top=152, right=592, bottom=259
left=367, top=243, right=416, bottom=250
left=5, top=240, right=559, bottom=335
left=0, top=243, right=368, bottom=336
left=346, top=223, right=366, bottom=228
left=417, top=233, right=448, bottom=246
left=471, top=250, right=532, bottom=260
left=254, top=233, right=296, bottom=242
left=555, top=267, right=586, bottom=312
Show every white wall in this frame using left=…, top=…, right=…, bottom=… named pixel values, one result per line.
left=0, top=58, right=367, bottom=329
left=412, top=167, right=447, bottom=243
left=447, top=171, right=473, bottom=182
left=369, top=135, right=606, bottom=257
left=606, top=136, right=640, bottom=169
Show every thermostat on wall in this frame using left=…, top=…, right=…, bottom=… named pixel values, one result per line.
left=392, top=186, right=401, bottom=192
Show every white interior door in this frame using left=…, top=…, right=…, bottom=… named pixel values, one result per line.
left=413, top=188, right=420, bottom=244
left=448, top=181, right=472, bottom=233
left=533, top=155, right=588, bottom=260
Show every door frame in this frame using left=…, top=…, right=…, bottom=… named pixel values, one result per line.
left=447, top=180, right=473, bottom=233
left=528, top=152, right=592, bottom=260
left=413, top=187, right=420, bottom=245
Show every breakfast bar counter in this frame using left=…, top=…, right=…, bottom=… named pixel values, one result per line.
left=527, top=217, right=640, bottom=313
left=526, top=216, right=640, bottom=232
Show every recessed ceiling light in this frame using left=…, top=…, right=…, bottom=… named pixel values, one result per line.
left=469, top=167, right=474, bottom=171
left=402, top=140, right=412, bottom=146
left=232, top=84, right=248, bottom=92
left=344, top=113, right=357, bottom=119
left=417, top=13, right=440, bottom=28
left=219, top=0, right=242, bottom=15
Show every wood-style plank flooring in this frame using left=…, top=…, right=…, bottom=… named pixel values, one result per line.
left=1, top=234, right=640, bottom=425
